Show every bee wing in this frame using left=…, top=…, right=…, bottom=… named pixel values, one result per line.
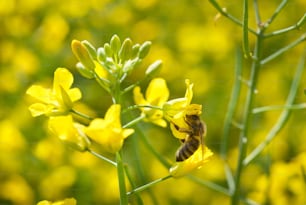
left=200, top=120, right=206, bottom=159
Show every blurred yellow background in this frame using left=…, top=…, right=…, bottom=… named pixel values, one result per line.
left=0, top=0, right=305, bottom=204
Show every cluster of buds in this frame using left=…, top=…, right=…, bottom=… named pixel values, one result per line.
left=26, top=35, right=213, bottom=181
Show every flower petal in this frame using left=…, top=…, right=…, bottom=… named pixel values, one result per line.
left=26, top=85, right=53, bottom=104
left=145, top=78, right=169, bottom=106
left=28, top=103, right=54, bottom=117
left=133, top=86, right=147, bottom=106
left=48, top=115, right=90, bottom=151
left=67, top=88, right=82, bottom=102
left=53, top=68, right=74, bottom=94
left=170, top=146, right=213, bottom=178
left=104, top=104, right=121, bottom=127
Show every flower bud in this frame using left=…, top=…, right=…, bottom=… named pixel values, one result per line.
left=104, top=43, right=113, bottom=57
left=110, top=34, right=121, bottom=55
left=97, top=47, right=107, bottom=62
left=81, top=40, right=97, bottom=59
left=138, top=41, right=151, bottom=59
left=76, top=62, right=95, bottom=79
left=119, top=38, right=132, bottom=62
left=131, top=44, right=140, bottom=58
left=71, top=40, right=95, bottom=70
left=145, top=60, right=162, bottom=78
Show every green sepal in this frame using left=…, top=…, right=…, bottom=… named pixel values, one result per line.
left=76, top=62, right=95, bottom=79
left=119, top=38, right=133, bottom=62
left=138, top=41, right=151, bottom=59
left=71, top=40, right=95, bottom=70
left=110, top=34, right=121, bottom=55
left=145, top=60, right=162, bottom=78
left=81, top=40, right=97, bottom=60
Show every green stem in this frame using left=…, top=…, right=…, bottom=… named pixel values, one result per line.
left=231, top=29, right=264, bottom=205
left=264, top=12, right=306, bottom=37
left=124, top=165, right=144, bottom=205
left=242, top=0, right=251, bottom=58
left=123, top=105, right=163, bottom=113
left=127, top=175, right=172, bottom=196
left=252, top=103, right=306, bottom=114
left=221, top=48, right=242, bottom=158
left=187, top=175, right=231, bottom=196
left=244, top=49, right=306, bottom=166
left=253, top=0, right=261, bottom=25
left=260, top=34, right=306, bottom=65
left=122, top=115, right=145, bottom=128
left=88, top=149, right=117, bottom=166
left=116, top=152, right=128, bottom=205
left=70, top=109, right=94, bottom=121
left=265, top=0, right=287, bottom=26
left=208, top=0, right=257, bottom=35
left=135, top=124, right=172, bottom=168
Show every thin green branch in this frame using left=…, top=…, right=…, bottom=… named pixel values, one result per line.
left=252, top=103, right=306, bottom=114
left=127, top=175, right=172, bottom=196
left=231, top=29, right=264, bottom=205
left=70, top=109, right=94, bottom=121
left=116, top=152, right=128, bottom=205
left=134, top=124, right=172, bottom=168
left=208, top=0, right=257, bottom=35
left=260, top=34, right=306, bottom=65
left=265, top=13, right=306, bottom=37
left=242, top=0, right=251, bottom=58
left=264, top=0, right=287, bottom=27
left=253, top=0, right=261, bottom=26
left=187, top=175, right=231, bottom=196
left=124, top=166, right=144, bottom=205
left=221, top=48, right=242, bottom=158
left=224, top=163, right=235, bottom=194
left=123, top=115, right=145, bottom=128
left=88, top=149, right=117, bottom=166
left=123, top=104, right=163, bottom=114
left=244, top=49, right=306, bottom=166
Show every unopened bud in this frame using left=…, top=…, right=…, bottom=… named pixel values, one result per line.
left=119, top=38, right=132, bottom=62
left=145, top=60, right=162, bottom=78
left=71, top=40, right=95, bottom=70
left=138, top=41, right=151, bottom=59
left=76, top=62, right=95, bottom=79
left=110, top=34, right=121, bottom=54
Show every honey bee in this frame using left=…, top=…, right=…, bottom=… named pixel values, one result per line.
left=173, top=114, right=206, bottom=162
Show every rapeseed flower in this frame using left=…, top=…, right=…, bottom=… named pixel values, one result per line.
left=170, top=146, right=213, bottom=178
left=133, top=78, right=169, bottom=127
left=48, top=115, right=91, bottom=151
left=84, top=104, right=134, bottom=153
left=37, top=198, right=76, bottom=205
left=26, top=68, right=81, bottom=117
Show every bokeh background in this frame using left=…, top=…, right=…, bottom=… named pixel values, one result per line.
left=0, top=0, right=305, bottom=204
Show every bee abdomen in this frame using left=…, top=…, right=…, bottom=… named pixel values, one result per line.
left=175, top=137, right=200, bottom=162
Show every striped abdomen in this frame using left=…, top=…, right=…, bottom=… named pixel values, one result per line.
left=175, top=136, right=200, bottom=162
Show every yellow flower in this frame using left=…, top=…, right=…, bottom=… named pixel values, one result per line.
left=48, top=115, right=91, bottom=151
left=163, top=79, right=193, bottom=121
left=170, top=146, right=213, bottom=178
left=37, top=198, right=76, bottom=205
left=84, top=104, right=134, bottom=153
left=133, top=78, right=169, bottom=127
left=162, top=79, right=202, bottom=139
left=26, top=68, right=82, bottom=117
